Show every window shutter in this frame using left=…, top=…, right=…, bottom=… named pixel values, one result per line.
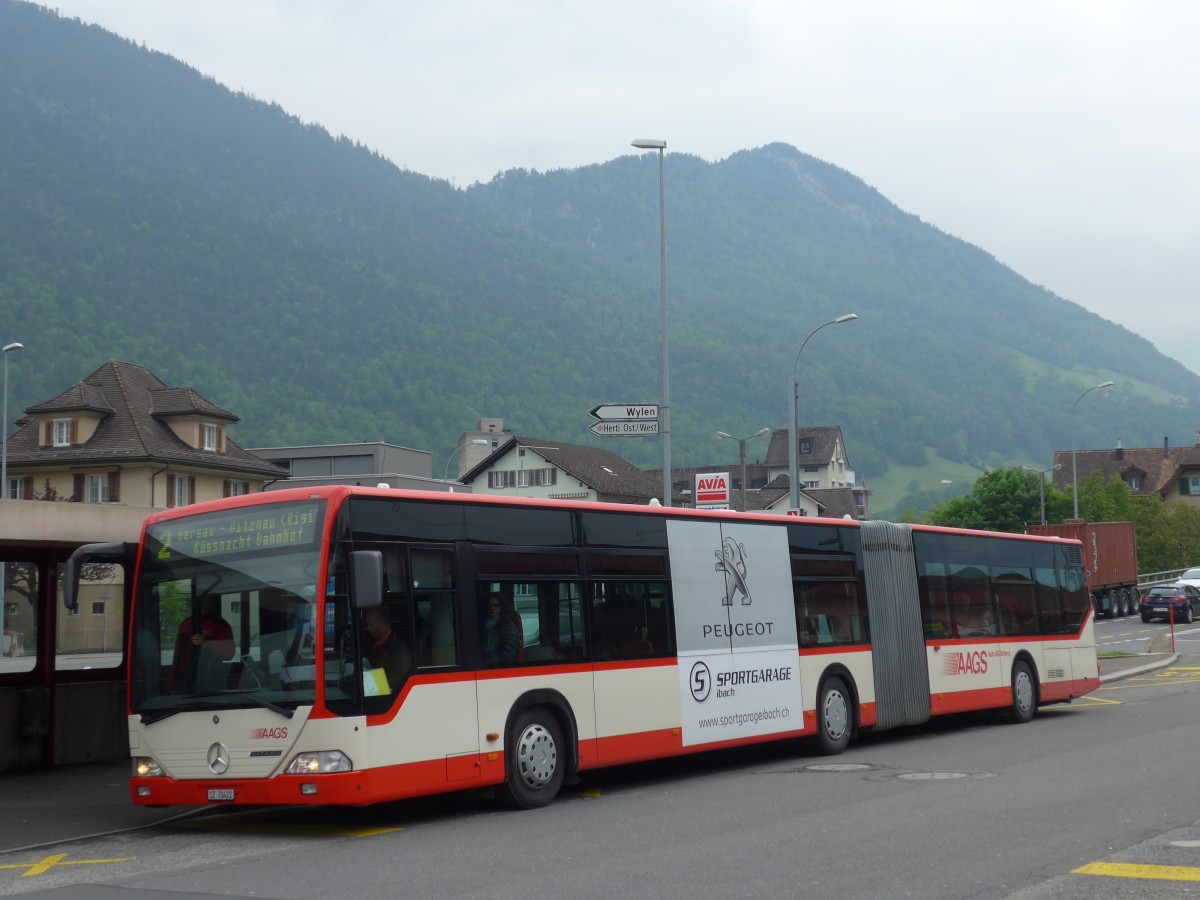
left=43, top=421, right=51, bottom=445
left=70, top=419, right=78, bottom=445
left=108, top=471, right=120, bottom=503
left=22, top=477, right=33, bottom=500
left=1183, top=478, right=1192, bottom=496
left=223, top=479, right=231, bottom=498
left=72, top=473, right=84, bottom=502
left=242, top=481, right=249, bottom=495
left=167, top=474, right=176, bottom=508
left=188, top=476, right=196, bottom=505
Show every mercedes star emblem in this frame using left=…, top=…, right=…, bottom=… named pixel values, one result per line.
left=207, top=742, right=230, bottom=775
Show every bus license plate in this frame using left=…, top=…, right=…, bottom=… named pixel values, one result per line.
left=208, top=788, right=235, bottom=802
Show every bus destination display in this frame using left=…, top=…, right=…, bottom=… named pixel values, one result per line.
left=149, top=501, right=321, bottom=561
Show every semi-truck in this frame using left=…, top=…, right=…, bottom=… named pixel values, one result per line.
left=1026, top=520, right=1139, bottom=617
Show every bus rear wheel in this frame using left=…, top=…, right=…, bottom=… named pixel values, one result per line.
left=816, top=676, right=852, bottom=755
left=1010, top=660, right=1037, bottom=724
left=498, top=708, right=564, bottom=810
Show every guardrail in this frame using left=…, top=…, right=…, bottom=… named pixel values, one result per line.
left=1139, top=568, right=1192, bottom=587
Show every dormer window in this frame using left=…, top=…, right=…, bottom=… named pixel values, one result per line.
left=1126, top=474, right=1143, bottom=492
left=202, top=423, right=219, bottom=451
left=53, top=418, right=74, bottom=447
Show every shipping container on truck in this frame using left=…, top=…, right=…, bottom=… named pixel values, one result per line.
left=1026, top=520, right=1139, bottom=618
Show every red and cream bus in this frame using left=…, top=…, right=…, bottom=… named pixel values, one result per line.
left=64, top=485, right=1097, bottom=810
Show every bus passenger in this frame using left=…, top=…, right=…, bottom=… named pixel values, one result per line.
left=482, top=593, right=522, bottom=664
left=363, top=606, right=414, bottom=691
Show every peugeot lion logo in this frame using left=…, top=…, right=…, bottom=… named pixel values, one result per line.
left=714, top=536, right=752, bottom=606
left=207, top=742, right=230, bottom=776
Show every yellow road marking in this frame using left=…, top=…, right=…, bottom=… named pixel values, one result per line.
left=176, top=819, right=399, bottom=838
left=1076, top=695, right=1121, bottom=705
left=0, top=853, right=132, bottom=878
left=1075, top=861, right=1200, bottom=882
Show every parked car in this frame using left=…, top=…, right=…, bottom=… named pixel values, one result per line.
left=1140, top=584, right=1200, bottom=623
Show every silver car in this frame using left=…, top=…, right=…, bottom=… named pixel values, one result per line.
left=1177, top=567, right=1200, bottom=590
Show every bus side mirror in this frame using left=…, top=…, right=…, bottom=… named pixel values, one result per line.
left=63, top=542, right=135, bottom=612
left=349, top=550, right=384, bottom=611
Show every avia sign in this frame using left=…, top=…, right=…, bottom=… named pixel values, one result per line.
left=695, top=472, right=731, bottom=509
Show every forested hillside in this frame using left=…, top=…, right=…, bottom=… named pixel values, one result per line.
left=3, top=0, right=1198, bottom=514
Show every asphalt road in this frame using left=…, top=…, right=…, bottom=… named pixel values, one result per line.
left=4, top=629, right=1200, bottom=899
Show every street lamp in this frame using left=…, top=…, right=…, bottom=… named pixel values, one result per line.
left=717, top=428, right=770, bottom=512
left=2, top=342, right=23, bottom=501
left=444, top=439, right=489, bottom=480
left=632, top=138, right=670, bottom=506
left=1022, top=464, right=1062, bottom=526
left=789, top=315, right=857, bottom=511
left=1070, top=381, right=1114, bottom=519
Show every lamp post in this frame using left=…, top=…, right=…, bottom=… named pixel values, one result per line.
left=444, top=439, right=489, bottom=481
left=2, top=342, right=23, bottom=501
left=717, top=428, right=769, bottom=512
left=1022, top=464, right=1062, bottom=525
left=632, top=138, right=670, bottom=506
left=1070, top=381, right=1114, bottom=519
left=789, top=315, right=857, bottom=511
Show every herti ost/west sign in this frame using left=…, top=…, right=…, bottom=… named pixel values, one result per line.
left=589, top=420, right=660, bottom=436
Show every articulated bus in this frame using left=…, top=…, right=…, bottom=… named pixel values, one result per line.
left=64, top=486, right=1097, bottom=810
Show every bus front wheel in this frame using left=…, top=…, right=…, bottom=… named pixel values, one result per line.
left=1010, top=660, right=1037, bottom=724
left=816, top=676, right=852, bottom=755
left=498, top=708, right=565, bottom=810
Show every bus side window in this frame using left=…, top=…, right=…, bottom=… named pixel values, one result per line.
left=919, top=564, right=953, bottom=639
left=415, top=593, right=457, bottom=666
left=411, top=549, right=457, bottom=667
left=590, top=581, right=673, bottom=659
left=795, top=581, right=863, bottom=646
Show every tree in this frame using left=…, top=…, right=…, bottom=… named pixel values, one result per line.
left=926, top=466, right=1044, bottom=532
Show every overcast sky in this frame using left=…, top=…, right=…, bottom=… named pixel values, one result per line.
left=44, top=1, right=1200, bottom=377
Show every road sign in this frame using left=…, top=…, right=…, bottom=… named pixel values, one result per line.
left=589, top=404, right=659, bottom=422
left=589, top=420, right=660, bottom=437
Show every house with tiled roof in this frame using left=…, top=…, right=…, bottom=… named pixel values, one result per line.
left=762, top=425, right=855, bottom=490
left=1050, top=436, right=1200, bottom=508
left=458, top=435, right=671, bottom=505
left=2, top=360, right=286, bottom=506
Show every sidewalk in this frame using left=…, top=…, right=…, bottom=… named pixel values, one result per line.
left=0, top=760, right=192, bottom=855
left=1098, top=651, right=1177, bottom=683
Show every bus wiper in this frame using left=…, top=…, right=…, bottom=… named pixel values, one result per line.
left=232, top=691, right=295, bottom=719
left=139, top=707, right=183, bottom=726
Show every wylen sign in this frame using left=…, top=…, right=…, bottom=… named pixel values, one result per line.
left=589, top=404, right=659, bottom=421
left=589, top=403, right=660, bottom=438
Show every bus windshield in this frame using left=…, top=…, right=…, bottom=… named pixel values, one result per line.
left=130, top=500, right=325, bottom=721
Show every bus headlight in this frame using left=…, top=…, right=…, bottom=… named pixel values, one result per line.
left=285, top=750, right=353, bottom=774
left=133, top=757, right=164, bottom=778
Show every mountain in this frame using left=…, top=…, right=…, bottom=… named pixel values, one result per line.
left=3, top=0, right=1198, bottom=516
